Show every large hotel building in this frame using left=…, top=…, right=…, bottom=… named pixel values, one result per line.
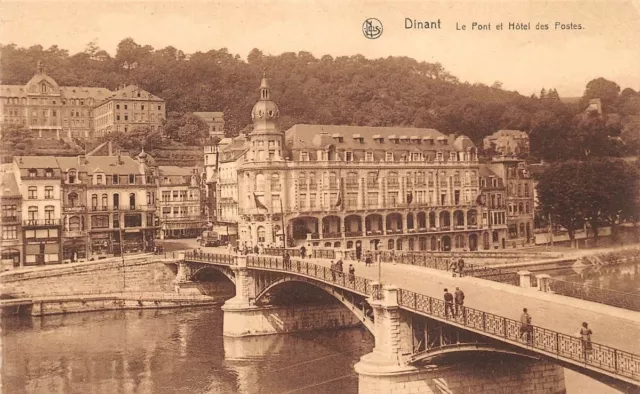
left=0, top=61, right=165, bottom=139
left=215, top=76, right=535, bottom=252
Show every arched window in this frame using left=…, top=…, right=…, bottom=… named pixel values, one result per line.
left=329, top=172, right=337, bottom=189
left=69, top=216, right=81, bottom=231
left=299, top=172, right=307, bottom=189
left=129, top=193, right=136, bottom=208
left=257, top=226, right=266, bottom=243
left=346, top=172, right=358, bottom=189
left=91, top=194, right=98, bottom=209
left=255, top=173, right=265, bottom=191
left=102, top=194, right=108, bottom=208
left=68, top=192, right=78, bottom=207
left=388, top=239, right=395, bottom=250
left=68, top=170, right=77, bottom=184
left=396, top=239, right=403, bottom=251
left=367, top=172, right=378, bottom=187
left=347, top=241, right=354, bottom=249
left=408, top=238, right=415, bottom=250
left=271, top=173, right=281, bottom=191
left=519, top=223, right=525, bottom=237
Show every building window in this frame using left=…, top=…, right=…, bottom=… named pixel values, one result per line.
left=124, top=114, right=128, bottom=121
left=27, top=206, right=38, bottom=223
left=44, top=186, right=54, bottom=199
left=96, top=175, right=104, bottom=185
left=345, top=151, right=353, bottom=162
left=367, top=192, right=379, bottom=207
left=68, top=170, right=76, bottom=183
left=2, top=204, right=17, bottom=220
left=44, top=206, right=54, bottom=222
left=158, top=105, right=161, bottom=110
left=129, top=174, right=135, bottom=184
left=257, top=226, right=266, bottom=243
left=91, top=215, right=109, bottom=229
left=91, top=194, right=98, bottom=209
left=28, top=186, right=37, bottom=199
left=44, top=169, right=53, bottom=177
left=1, top=225, right=17, bottom=240
left=366, top=151, right=374, bottom=162
left=112, top=175, right=119, bottom=184
left=301, top=152, right=308, bottom=161
left=271, top=173, right=281, bottom=191
left=124, top=105, right=128, bottom=110
left=124, top=214, right=142, bottom=228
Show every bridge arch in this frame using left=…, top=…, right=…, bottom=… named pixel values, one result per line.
left=189, top=265, right=236, bottom=284
left=254, top=276, right=374, bottom=333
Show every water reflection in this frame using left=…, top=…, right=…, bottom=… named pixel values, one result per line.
left=550, top=262, right=640, bottom=294
left=2, top=308, right=373, bottom=394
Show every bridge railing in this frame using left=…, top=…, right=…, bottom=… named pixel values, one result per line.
left=184, top=251, right=236, bottom=265
left=397, top=289, right=640, bottom=381
left=247, top=255, right=379, bottom=298
left=546, top=278, right=640, bottom=312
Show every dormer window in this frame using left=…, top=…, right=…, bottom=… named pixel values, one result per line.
left=366, top=151, right=374, bottom=162
left=400, top=136, right=409, bottom=143
left=95, top=174, right=104, bottom=185
left=352, top=134, right=364, bottom=143
left=68, top=170, right=77, bottom=184
left=385, top=151, right=394, bottom=162
left=389, top=135, right=398, bottom=144
left=301, top=152, right=309, bottom=161
left=28, top=169, right=37, bottom=178
left=492, top=178, right=498, bottom=188
left=345, top=151, right=353, bottom=162
left=411, top=152, right=422, bottom=161
left=436, top=151, right=443, bottom=161
left=373, top=134, right=384, bottom=143
left=332, top=133, right=344, bottom=143
left=45, top=168, right=53, bottom=178
left=450, top=152, right=457, bottom=161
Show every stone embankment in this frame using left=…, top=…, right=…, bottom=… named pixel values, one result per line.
left=0, top=254, right=228, bottom=316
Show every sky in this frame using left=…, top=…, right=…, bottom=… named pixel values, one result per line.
left=1, top=0, right=639, bottom=97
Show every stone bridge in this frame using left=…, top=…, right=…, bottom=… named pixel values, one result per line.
left=178, top=252, right=640, bottom=394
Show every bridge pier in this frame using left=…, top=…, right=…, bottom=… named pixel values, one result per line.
left=221, top=255, right=361, bottom=337
left=355, top=285, right=567, bottom=394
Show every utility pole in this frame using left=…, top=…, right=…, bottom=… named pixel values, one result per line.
left=119, top=215, right=126, bottom=291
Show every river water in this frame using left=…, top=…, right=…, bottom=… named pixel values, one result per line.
left=1, top=305, right=624, bottom=394
left=544, top=261, right=640, bottom=294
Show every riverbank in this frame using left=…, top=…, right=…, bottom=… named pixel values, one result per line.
left=0, top=291, right=222, bottom=317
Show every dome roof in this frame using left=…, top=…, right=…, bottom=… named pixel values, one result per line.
left=453, top=135, right=475, bottom=151
left=251, top=100, right=279, bottom=121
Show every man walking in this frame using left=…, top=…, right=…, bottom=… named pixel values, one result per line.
left=283, top=252, right=291, bottom=270
left=580, top=322, right=593, bottom=359
left=457, top=258, right=465, bottom=277
left=365, top=254, right=372, bottom=267
left=300, top=245, right=306, bottom=259
left=330, top=260, right=336, bottom=281
left=454, top=287, right=465, bottom=318
left=444, top=288, right=455, bottom=318
left=348, top=264, right=355, bottom=284
left=520, top=308, right=532, bottom=344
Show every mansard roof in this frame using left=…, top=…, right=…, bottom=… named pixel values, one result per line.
left=284, top=124, right=476, bottom=162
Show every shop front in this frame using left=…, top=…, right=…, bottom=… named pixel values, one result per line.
left=90, top=232, right=113, bottom=258
left=62, top=239, right=87, bottom=262
left=123, top=231, right=144, bottom=254
left=24, top=241, right=60, bottom=266
left=162, top=220, right=207, bottom=239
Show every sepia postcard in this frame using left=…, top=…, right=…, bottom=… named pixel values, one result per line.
left=0, top=1, right=639, bottom=393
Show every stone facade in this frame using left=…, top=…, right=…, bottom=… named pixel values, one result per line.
left=358, top=360, right=566, bottom=394
left=215, top=77, right=535, bottom=253
left=222, top=303, right=362, bottom=337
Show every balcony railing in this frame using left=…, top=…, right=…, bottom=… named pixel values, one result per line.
left=23, top=219, right=61, bottom=226
left=90, top=205, right=155, bottom=212
left=322, top=232, right=342, bottom=238
left=345, top=231, right=363, bottom=237
left=0, top=216, right=19, bottom=223
left=63, top=205, right=86, bottom=212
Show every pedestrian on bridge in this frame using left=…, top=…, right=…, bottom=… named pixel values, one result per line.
left=519, top=308, right=532, bottom=344
left=454, top=287, right=465, bottom=318
left=365, top=254, right=372, bottom=267
left=283, top=252, right=291, bottom=270
left=457, top=258, right=465, bottom=277
left=580, top=322, right=593, bottom=359
left=444, top=289, right=455, bottom=318
left=330, top=260, right=336, bottom=281
left=348, top=264, right=355, bottom=284
left=300, top=245, right=307, bottom=259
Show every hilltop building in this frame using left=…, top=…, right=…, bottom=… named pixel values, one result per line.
left=0, top=61, right=165, bottom=139
left=483, top=129, right=530, bottom=157
left=193, top=112, right=225, bottom=138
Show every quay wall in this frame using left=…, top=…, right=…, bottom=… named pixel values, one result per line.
left=0, top=255, right=178, bottom=297
left=222, top=303, right=362, bottom=337
left=28, top=295, right=221, bottom=317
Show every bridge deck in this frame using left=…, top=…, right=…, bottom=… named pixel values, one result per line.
left=299, top=256, right=640, bottom=354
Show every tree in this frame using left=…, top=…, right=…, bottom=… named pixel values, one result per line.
left=536, top=161, right=589, bottom=247
left=568, top=111, right=622, bottom=159
left=581, top=78, right=620, bottom=112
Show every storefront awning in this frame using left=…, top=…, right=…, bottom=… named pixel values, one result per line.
left=213, top=224, right=238, bottom=235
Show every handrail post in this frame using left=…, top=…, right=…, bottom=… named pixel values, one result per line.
left=502, top=317, right=507, bottom=338
left=614, top=349, right=618, bottom=373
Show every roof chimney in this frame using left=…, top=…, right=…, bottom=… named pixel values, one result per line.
left=117, top=150, right=123, bottom=165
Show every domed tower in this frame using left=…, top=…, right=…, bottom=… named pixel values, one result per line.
left=248, top=74, right=283, bottom=162
left=237, top=75, right=288, bottom=248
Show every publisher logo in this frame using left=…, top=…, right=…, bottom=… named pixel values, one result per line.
left=363, top=18, right=383, bottom=39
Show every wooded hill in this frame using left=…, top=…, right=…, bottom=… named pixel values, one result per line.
left=1, top=39, right=639, bottom=161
